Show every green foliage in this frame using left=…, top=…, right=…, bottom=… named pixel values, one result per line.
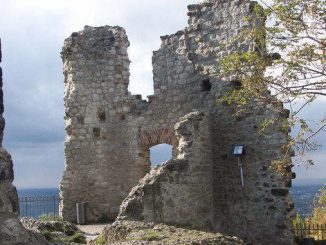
left=39, top=213, right=63, bottom=222
left=259, top=118, right=277, bottom=135
left=218, top=0, right=326, bottom=167
left=294, top=185, right=326, bottom=240
left=96, top=234, right=106, bottom=244
left=39, top=214, right=48, bottom=222
left=310, top=184, right=326, bottom=224
left=41, top=230, right=52, bottom=241
left=62, top=222, right=76, bottom=236
left=40, top=221, right=76, bottom=235
left=64, top=232, right=87, bottom=244
left=138, top=230, right=163, bottom=241
left=38, top=220, right=84, bottom=244
left=292, top=213, right=304, bottom=226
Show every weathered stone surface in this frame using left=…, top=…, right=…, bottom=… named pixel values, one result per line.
left=118, top=112, right=215, bottom=231
left=98, top=220, right=244, bottom=245
left=271, top=188, right=290, bottom=197
left=60, top=25, right=136, bottom=223
left=0, top=182, right=19, bottom=213
left=61, top=0, right=295, bottom=244
left=0, top=213, right=48, bottom=245
left=21, top=218, right=86, bottom=244
left=0, top=148, right=14, bottom=181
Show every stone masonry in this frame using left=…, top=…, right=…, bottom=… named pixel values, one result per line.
left=118, top=112, right=215, bottom=229
left=0, top=39, right=48, bottom=245
left=61, top=0, right=295, bottom=244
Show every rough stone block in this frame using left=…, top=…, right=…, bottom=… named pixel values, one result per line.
left=60, top=1, right=294, bottom=244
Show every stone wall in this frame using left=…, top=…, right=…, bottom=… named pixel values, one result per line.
left=60, top=26, right=146, bottom=222
left=0, top=39, right=48, bottom=245
left=61, top=0, right=295, bottom=244
left=118, top=108, right=294, bottom=244
left=210, top=101, right=294, bottom=243
left=118, top=112, right=215, bottom=230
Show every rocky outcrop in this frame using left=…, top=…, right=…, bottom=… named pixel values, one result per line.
left=0, top=214, right=48, bottom=245
left=0, top=39, right=48, bottom=245
left=0, top=148, right=19, bottom=214
left=99, top=220, right=244, bottom=245
left=21, top=218, right=86, bottom=244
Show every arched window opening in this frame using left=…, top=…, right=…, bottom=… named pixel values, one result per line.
left=149, top=144, right=173, bottom=167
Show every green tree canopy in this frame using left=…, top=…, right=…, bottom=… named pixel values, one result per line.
left=219, top=0, right=325, bottom=165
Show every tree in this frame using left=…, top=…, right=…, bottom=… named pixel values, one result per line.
left=219, top=0, right=325, bottom=166
left=310, top=184, right=326, bottom=224
left=292, top=185, right=326, bottom=240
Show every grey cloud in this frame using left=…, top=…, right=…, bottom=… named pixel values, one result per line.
left=293, top=152, right=326, bottom=181
left=10, top=142, right=64, bottom=188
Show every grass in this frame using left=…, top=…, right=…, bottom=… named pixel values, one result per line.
left=64, top=232, right=87, bottom=244
left=38, top=220, right=87, bottom=244
left=41, top=230, right=52, bottom=241
left=39, top=213, right=63, bottom=222
left=138, top=230, right=163, bottom=241
left=96, top=234, right=106, bottom=244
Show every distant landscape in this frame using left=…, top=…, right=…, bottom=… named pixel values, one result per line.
left=291, top=178, right=326, bottom=218
left=16, top=178, right=326, bottom=219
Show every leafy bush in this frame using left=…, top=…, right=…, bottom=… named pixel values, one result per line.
left=62, top=222, right=76, bottom=236
left=39, top=213, right=63, bottom=222
left=41, top=230, right=52, bottom=241
left=64, top=232, right=87, bottom=244
left=139, top=230, right=162, bottom=241
left=96, top=234, right=106, bottom=244
left=293, top=185, right=326, bottom=241
left=293, top=213, right=304, bottom=226
left=310, top=185, right=326, bottom=224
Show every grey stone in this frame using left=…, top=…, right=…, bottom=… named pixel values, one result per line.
left=60, top=0, right=295, bottom=244
left=98, top=220, right=244, bottom=245
left=0, top=214, right=48, bottom=245
left=271, top=188, right=289, bottom=197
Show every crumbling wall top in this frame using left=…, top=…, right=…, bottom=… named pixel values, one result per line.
left=61, top=25, right=129, bottom=60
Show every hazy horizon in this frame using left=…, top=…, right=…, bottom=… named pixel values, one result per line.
left=15, top=178, right=326, bottom=190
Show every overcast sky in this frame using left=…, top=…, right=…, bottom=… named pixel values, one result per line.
left=0, top=0, right=324, bottom=188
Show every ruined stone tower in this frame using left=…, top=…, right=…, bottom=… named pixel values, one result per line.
left=61, top=0, right=295, bottom=243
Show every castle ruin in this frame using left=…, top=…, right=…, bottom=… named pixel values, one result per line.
left=60, top=0, right=295, bottom=243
